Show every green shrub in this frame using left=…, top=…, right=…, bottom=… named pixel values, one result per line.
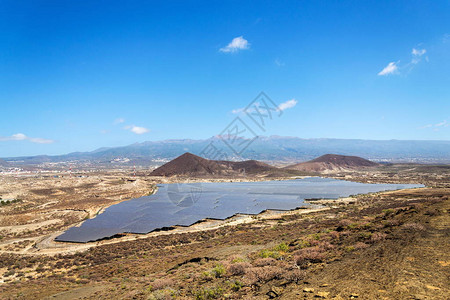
left=347, top=223, right=358, bottom=229
left=359, top=231, right=372, bottom=240
left=273, top=242, right=289, bottom=252
left=312, top=233, right=322, bottom=240
left=382, top=209, right=395, bottom=216
left=211, top=264, right=226, bottom=278
left=201, top=271, right=213, bottom=281
left=195, top=286, right=224, bottom=299
left=345, top=246, right=355, bottom=252
left=231, top=257, right=244, bottom=263
left=297, top=240, right=311, bottom=249
left=230, top=280, right=243, bottom=291
left=258, top=249, right=281, bottom=259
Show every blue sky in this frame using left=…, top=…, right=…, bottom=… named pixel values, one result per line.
left=0, top=0, right=449, bottom=157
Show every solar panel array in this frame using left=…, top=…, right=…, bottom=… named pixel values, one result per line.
left=55, top=177, right=423, bottom=243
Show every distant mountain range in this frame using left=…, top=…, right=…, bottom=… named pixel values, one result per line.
left=3, top=136, right=450, bottom=166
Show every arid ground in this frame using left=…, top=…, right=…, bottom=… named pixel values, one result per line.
left=0, top=165, right=449, bottom=299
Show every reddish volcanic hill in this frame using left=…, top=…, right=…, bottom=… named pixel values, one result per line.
left=149, top=153, right=278, bottom=177
left=149, top=153, right=224, bottom=176
left=217, top=160, right=276, bottom=174
left=285, top=154, right=378, bottom=173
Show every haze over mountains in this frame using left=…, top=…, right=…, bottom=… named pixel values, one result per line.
left=3, top=136, right=450, bottom=166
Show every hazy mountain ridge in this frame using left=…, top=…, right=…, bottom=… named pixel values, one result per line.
left=3, top=136, right=450, bottom=165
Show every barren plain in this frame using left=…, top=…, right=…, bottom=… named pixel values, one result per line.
left=0, top=164, right=449, bottom=299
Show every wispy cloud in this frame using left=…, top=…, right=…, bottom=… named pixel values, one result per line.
left=378, top=62, right=399, bottom=76
left=277, top=99, right=298, bottom=111
left=124, top=125, right=150, bottom=134
left=435, top=120, right=448, bottom=127
left=412, top=48, right=426, bottom=57
left=232, top=98, right=297, bottom=114
left=420, top=120, right=449, bottom=131
left=378, top=46, right=428, bottom=76
left=411, top=48, right=427, bottom=64
left=0, top=133, right=54, bottom=144
left=220, top=36, right=250, bottom=53
left=231, top=108, right=245, bottom=114
left=114, top=118, right=125, bottom=124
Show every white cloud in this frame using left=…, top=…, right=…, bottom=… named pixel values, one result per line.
left=220, top=36, right=250, bottom=53
left=378, top=62, right=398, bottom=76
left=232, top=99, right=297, bottom=114
left=411, top=48, right=427, bottom=64
left=277, top=99, right=298, bottom=111
left=124, top=125, right=150, bottom=134
left=412, top=48, right=426, bottom=56
left=11, top=133, right=27, bottom=140
left=0, top=133, right=54, bottom=144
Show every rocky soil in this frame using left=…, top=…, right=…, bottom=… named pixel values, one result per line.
left=0, top=166, right=448, bottom=299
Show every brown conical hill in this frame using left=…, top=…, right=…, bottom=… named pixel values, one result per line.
left=149, top=153, right=287, bottom=177
left=285, top=154, right=378, bottom=173
left=218, top=159, right=276, bottom=174
left=149, top=152, right=226, bottom=176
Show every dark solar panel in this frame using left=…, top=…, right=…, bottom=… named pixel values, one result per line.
left=55, top=177, right=423, bottom=243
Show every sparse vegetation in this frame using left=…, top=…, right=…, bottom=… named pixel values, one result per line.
left=0, top=167, right=448, bottom=299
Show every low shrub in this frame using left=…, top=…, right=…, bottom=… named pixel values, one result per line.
left=273, top=242, right=289, bottom=252
left=258, top=249, right=281, bottom=259
left=148, top=288, right=178, bottom=300
left=338, top=219, right=353, bottom=227
left=229, top=255, right=245, bottom=264
left=151, top=278, right=174, bottom=291
left=329, top=231, right=340, bottom=240
left=353, top=242, right=369, bottom=250
left=244, top=266, right=283, bottom=285
left=370, top=232, right=387, bottom=243
left=227, top=262, right=251, bottom=276
left=344, top=246, right=355, bottom=252
left=211, top=264, right=226, bottom=278
left=230, top=280, right=243, bottom=291
left=294, top=247, right=326, bottom=266
left=401, top=222, right=425, bottom=231
left=382, top=208, right=395, bottom=216
left=194, top=286, right=223, bottom=299
left=358, top=232, right=372, bottom=240
left=253, top=258, right=276, bottom=267
left=283, top=269, right=306, bottom=283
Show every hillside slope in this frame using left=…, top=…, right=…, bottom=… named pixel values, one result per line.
left=149, top=153, right=282, bottom=177
left=285, top=154, right=378, bottom=173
